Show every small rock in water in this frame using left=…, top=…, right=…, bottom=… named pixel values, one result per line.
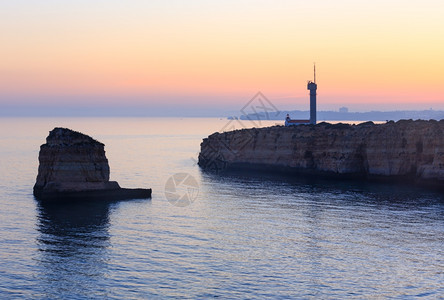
left=33, top=127, right=151, bottom=201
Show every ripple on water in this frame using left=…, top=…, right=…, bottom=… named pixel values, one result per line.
left=0, top=118, right=443, bottom=298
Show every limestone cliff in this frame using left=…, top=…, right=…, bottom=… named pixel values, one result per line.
left=34, top=128, right=151, bottom=201
left=198, top=120, right=444, bottom=189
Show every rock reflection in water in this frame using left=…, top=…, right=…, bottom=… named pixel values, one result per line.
left=36, top=201, right=112, bottom=298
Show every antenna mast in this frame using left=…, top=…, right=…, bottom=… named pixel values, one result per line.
left=314, top=63, right=316, bottom=84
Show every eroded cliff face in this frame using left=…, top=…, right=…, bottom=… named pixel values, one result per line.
left=34, top=128, right=118, bottom=195
left=34, top=128, right=151, bottom=200
left=198, top=120, right=444, bottom=187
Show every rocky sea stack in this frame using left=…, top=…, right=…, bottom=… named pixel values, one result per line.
left=34, top=128, right=151, bottom=201
left=198, top=120, right=444, bottom=190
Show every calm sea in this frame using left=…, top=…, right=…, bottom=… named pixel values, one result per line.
left=0, top=117, right=442, bottom=299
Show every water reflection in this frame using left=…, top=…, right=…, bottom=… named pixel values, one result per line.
left=36, top=201, right=112, bottom=298
left=201, top=169, right=444, bottom=208
left=199, top=171, right=444, bottom=297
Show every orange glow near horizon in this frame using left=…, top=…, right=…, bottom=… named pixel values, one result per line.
left=1, top=1, right=443, bottom=111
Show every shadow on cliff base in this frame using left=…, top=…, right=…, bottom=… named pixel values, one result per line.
left=33, top=187, right=152, bottom=203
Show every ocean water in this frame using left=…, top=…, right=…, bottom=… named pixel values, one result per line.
left=0, top=117, right=443, bottom=299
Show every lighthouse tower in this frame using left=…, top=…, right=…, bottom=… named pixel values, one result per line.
left=307, top=64, right=317, bottom=125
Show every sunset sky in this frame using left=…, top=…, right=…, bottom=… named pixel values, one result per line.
left=1, top=0, right=443, bottom=116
